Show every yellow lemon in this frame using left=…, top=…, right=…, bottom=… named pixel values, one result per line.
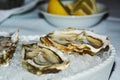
left=47, top=0, right=69, bottom=16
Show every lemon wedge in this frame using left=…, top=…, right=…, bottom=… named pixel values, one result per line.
left=47, top=0, right=69, bottom=16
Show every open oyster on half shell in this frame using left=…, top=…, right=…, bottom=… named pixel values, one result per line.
left=40, top=28, right=110, bottom=55
left=0, top=30, right=19, bottom=66
left=21, top=43, right=69, bottom=75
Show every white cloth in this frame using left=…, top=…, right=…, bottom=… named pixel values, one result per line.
left=0, top=0, right=40, bottom=23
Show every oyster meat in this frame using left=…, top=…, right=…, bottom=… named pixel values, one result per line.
left=40, top=28, right=110, bottom=55
left=21, top=43, right=69, bottom=75
left=0, top=30, right=19, bottom=66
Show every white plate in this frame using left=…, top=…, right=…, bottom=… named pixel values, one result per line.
left=0, top=34, right=116, bottom=80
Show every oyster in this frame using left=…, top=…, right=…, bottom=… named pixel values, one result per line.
left=40, top=28, right=109, bottom=55
left=21, top=43, right=69, bottom=75
left=0, top=30, right=19, bottom=66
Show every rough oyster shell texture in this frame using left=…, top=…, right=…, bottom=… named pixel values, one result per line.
left=40, top=28, right=110, bottom=55
left=0, top=30, right=19, bottom=66
left=21, top=43, right=69, bottom=75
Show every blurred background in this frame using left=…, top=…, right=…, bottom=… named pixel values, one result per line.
left=97, top=0, right=120, bottom=18
left=0, top=0, right=120, bottom=18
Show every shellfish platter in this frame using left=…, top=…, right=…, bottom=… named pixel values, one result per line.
left=0, top=28, right=112, bottom=80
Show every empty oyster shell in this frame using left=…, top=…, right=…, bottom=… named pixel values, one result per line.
left=0, top=30, right=19, bottom=66
left=21, top=43, right=69, bottom=75
left=40, top=28, right=109, bottom=55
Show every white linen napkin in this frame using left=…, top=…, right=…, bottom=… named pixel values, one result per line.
left=0, top=0, right=40, bottom=23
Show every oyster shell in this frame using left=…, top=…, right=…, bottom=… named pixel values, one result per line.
left=40, top=28, right=109, bottom=55
left=0, top=30, right=19, bottom=66
left=21, top=43, right=69, bottom=75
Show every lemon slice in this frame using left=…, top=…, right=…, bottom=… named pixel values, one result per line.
left=47, top=0, right=69, bottom=16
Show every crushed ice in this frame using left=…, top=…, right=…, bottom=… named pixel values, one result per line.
left=0, top=36, right=110, bottom=80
